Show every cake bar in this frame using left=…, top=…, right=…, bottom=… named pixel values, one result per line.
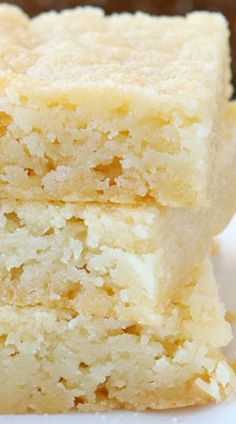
left=0, top=5, right=231, bottom=205
left=0, top=260, right=235, bottom=413
left=0, top=193, right=233, bottom=325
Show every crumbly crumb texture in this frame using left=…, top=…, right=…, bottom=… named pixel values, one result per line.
left=0, top=104, right=235, bottom=324
left=0, top=5, right=235, bottom=413
left=0, top=258, right=235, bottom=413
left=0, top=194, right=233, bottom=325
left=0, top=5, right=232, bottom=205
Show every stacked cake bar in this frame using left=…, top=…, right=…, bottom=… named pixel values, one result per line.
left=0, top=4, right=235, bottom=413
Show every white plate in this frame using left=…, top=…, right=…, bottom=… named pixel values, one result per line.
left=0, top=216, right=236, bottom=424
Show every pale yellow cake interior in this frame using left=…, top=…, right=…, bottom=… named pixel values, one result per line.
left=0, top=259, right=235, bottom=413
left=0, top=103, right=235, bottom=324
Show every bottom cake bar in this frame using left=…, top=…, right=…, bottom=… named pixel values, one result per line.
left=0, top=259, right=235, bottom=413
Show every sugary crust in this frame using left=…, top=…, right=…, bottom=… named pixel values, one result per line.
left=0, top=6, right=231, bottom=105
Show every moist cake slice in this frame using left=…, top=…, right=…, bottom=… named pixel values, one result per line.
left=0, top=5, right=231, bottom=205
left=0, top=259, right=235, bottom=413
left=0, top=103, right=235, bottom=324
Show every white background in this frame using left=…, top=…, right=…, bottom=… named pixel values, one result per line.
left=0, top=216, right=236, bottom=424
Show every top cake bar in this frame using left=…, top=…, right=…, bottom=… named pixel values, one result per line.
left=0, top=6, right=231, bottom=206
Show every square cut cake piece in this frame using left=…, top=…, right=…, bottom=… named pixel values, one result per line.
left=0, top=103, right=235, bottom=324
left=0, top=260, right=235, bottom=413
left=0, top=5, right=231, bottom=205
